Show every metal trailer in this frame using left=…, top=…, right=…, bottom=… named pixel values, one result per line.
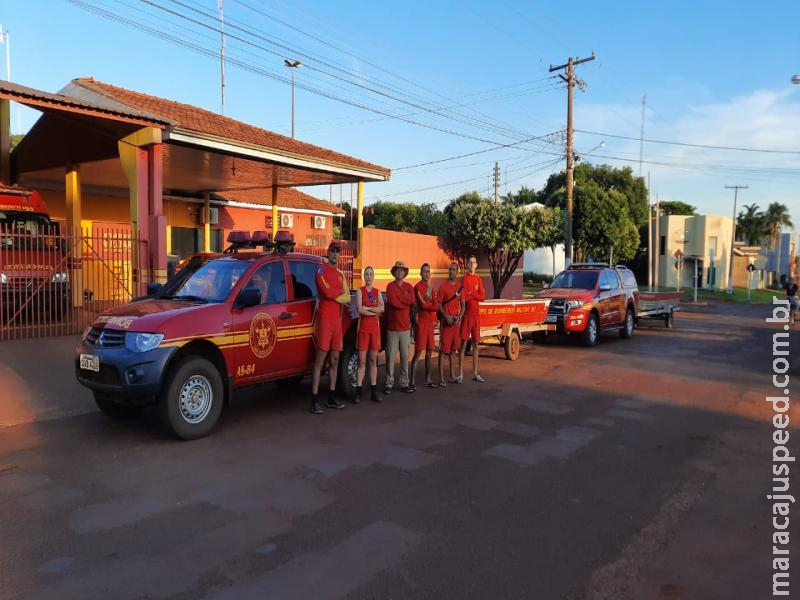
left=636, top=292, right=683, bottom=328
left=475, top=298, right=554, bottom=360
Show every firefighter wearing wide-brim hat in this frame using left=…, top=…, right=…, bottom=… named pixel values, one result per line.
left=310, top=241, right=351, bottom=414
left=384, top=260, right=415, bottom=394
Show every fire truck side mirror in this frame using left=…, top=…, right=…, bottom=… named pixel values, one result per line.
left=235, top=287, right=262, bottom=309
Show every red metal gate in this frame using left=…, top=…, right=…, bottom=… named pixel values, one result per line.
left=0, top=227, right=140, bottom=341
left=295, top=245, right=355, bottom=287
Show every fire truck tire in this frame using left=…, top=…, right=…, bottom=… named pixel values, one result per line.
left=94, top=393, right=143, bottom=419
left=620, top=307, right=635, bottom=339
left=582, top=313, right=599, bottom=347
left=338, top=340, right=359, bottom=399
left=503, top=330, right=521, bottom=360
left=158, top=356, right=224, bottom=440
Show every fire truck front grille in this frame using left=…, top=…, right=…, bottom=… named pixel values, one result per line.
left=86, top=327, right=126, bottom=348
left=547, top=299, right=566, bottom=315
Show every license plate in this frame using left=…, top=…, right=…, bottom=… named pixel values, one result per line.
left=545, top=315, right=557, bottom=323
left=80, top=353, right=100, bottom=372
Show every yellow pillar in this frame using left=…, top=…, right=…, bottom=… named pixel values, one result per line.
left=65, top=165, right=84, bottom=308
left=0, top=99, right=9, bottom=185
left=271, top=185, right=279, bottom=238
left=203, top=192, right=211, bottom=252
left=166, top=225, right=172, bottom=255
left=357, top=180, right=364, bottom=229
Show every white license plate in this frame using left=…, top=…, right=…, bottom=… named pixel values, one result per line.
left=80, top=353, right=100, bottom=372
left=545, top=315, right=557, bottom=323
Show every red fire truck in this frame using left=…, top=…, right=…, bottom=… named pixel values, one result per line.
left=0, top=186, right=69, bottom=322
left=75, top=231, right=365, bottom=440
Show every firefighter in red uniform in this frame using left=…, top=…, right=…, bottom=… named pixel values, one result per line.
left=410, top=263, right=439, bottom=389
left=438, top=262, right=464, bottom=386
left=459, top=255, right=485, bottom=383
left=384, top=261, right=415, bottom=395
left=355, top=266, right=384, bottom=403
left=311, top=242, right=351, bottom=414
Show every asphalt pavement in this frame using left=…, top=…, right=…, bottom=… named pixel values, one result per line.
left=0, top=301, right=796, bottom=599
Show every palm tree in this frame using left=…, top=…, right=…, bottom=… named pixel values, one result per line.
left=763, top=202, right=794, bottom=248
left=736, top=203, right=765, bottom=246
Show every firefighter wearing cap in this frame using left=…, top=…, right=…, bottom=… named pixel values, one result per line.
left=310, top=241, right=351, bottom=414
left=459, top=255, right=486, bottom=383
left=384, top=260, right=415, bottom=394
left=409, top=263, right=439, bottom=389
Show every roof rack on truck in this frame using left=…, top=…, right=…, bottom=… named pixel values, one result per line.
left=223, top=230, right=296, bottom=255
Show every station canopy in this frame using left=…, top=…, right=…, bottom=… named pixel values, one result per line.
left=1, top=78, right=390, bottom=196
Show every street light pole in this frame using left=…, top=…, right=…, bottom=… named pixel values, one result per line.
left=724, top=184, right=748, bottom=295
left=284, top=59, right=302, bottom=138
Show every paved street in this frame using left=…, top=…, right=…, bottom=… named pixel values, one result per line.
left=0, top=302, right=796, bottom=599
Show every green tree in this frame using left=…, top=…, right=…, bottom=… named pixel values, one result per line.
left=504, top=185, right=537, bottom=206
left=445, top=196, right=560, bottom=298
left=736, top=203, right=765, bottom=246
left=571, top=181, right=640, bottom=262
left=659, top=200, right=696, bottom=215
left=763, top=202, right=794, bottom=249
left=10, top=134, right=23, bottom=151
left=364, top=201, right=447, bottom=236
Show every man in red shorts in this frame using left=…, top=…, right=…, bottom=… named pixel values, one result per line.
left=459, top=255, right=486, bottom=383
left=311, top=242, right=351, bottom=414
left=409, top=263, right=439, bottom=389
left=438, top=262, right=464, bottom=386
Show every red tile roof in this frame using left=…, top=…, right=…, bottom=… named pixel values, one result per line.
left=218, top=188, right=346, bottom=215
left=71, top=78, right=389, bottom=177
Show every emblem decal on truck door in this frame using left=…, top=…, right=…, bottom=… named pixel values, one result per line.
left=249, top=312, right=277, bottom=358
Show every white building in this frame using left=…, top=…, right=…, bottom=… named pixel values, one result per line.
left=521, top=202, right=566, bottom=276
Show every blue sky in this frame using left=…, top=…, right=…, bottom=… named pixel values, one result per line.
left=3, top=0, right=799, bottom=224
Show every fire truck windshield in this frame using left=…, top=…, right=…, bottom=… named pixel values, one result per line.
left=167, top=259, right=251, bottom=303
left=0, top=211, right=59, bottom=249
left=551, top=271, right=599, bottom=290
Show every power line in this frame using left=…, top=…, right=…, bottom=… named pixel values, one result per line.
left=577, top=129, right=800, bottom=155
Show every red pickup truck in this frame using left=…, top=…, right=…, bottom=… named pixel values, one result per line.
left=75, top=231, right=363, bottom=440
left=539, top=263, right=638, bottom=346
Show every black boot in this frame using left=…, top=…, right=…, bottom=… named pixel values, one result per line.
left=371, top=384, right=381, bottom=403
left=310, top=394, right=324, bottom=415
left=327, top=389, right=344, bottom=410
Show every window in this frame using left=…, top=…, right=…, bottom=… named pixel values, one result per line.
left=605, top=270, right=621, bottom=289
left=619, top=269, right=638, bottom=289
left=659, top=235, right=666, bottom=256
left=245, top=261, right=287, bottom=305
left=170, top=227, right=223, bottom=259
left=599, top=271, right=610, bottom=289
left=172, top=258, right=251, bottom=303
left=289, top=260, right=318, bottom=300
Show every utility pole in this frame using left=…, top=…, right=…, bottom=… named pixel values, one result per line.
left=654, top=193, right=660, bottom=290
left=639, top=93, right=646, bottom=176
left=647, top=172, right=653, bottom=291
left=724, top=185, right=748, bottom=295
left=493, top=161, right=500, bottom=204
left=218, top=0, right=225, bottom=115
left=550, top=52, right=595, bottom=266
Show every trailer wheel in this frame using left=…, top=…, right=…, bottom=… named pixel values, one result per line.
left=665, top=309, right=674, bottom=329
left=504, top=330, right=521, bottom=360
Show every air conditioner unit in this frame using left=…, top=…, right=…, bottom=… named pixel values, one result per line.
left=313, top=215, right=326, bottom=229
left=200, top=207, right=219, bottom=225
left=280, top=213, right=294, bottom=228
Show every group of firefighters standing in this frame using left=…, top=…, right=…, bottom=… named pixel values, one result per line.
left=309, top=241, right=486, bottom=415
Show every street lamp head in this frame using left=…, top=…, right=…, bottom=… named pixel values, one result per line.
left=284, top=59, right=302, bottom=68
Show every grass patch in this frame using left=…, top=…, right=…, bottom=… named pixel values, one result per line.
left=696, top=287, right=777, bottom=304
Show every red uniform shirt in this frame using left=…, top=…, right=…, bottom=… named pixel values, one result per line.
left=438, top=280, right=462, bottom=319
left=414, top=281, right=439, bottom=325
left=461, top=273, right=485, bottom=315
left=385, top=280, right=415, bottom=331
left=315, top=262, right=346, bottom=321
left=358, top=286, right=380, bottom=334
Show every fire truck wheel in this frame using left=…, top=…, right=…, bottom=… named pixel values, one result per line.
left=94, top=393, right=143, bottom=419
left=158, top=356, right=224, bottom=440
left=338, top=341, right=359, bottom=399
left=620, top=307, right=635, bottom=339
left=582, top=313, right=599, bottom=347
left=503, top=330, right=521, bottom=360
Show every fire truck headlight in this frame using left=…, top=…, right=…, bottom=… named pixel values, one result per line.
left=125, top=332, right=165, bottom=353
left=565, top=299, right=584, bottom=312
left=0, top=272, right=7, bottom=285
left=51, top=271, right=69, bottom=284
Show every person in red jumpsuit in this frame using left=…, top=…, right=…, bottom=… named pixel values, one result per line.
left=459, top=255, right=486, bottom=383
left=438, top=262, right=464, bottom=386
left=311, top=242, right=351, bottom=414
left=355, top=266, right=384, bottom=403
left=410, top=263, right=439, bottom=389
